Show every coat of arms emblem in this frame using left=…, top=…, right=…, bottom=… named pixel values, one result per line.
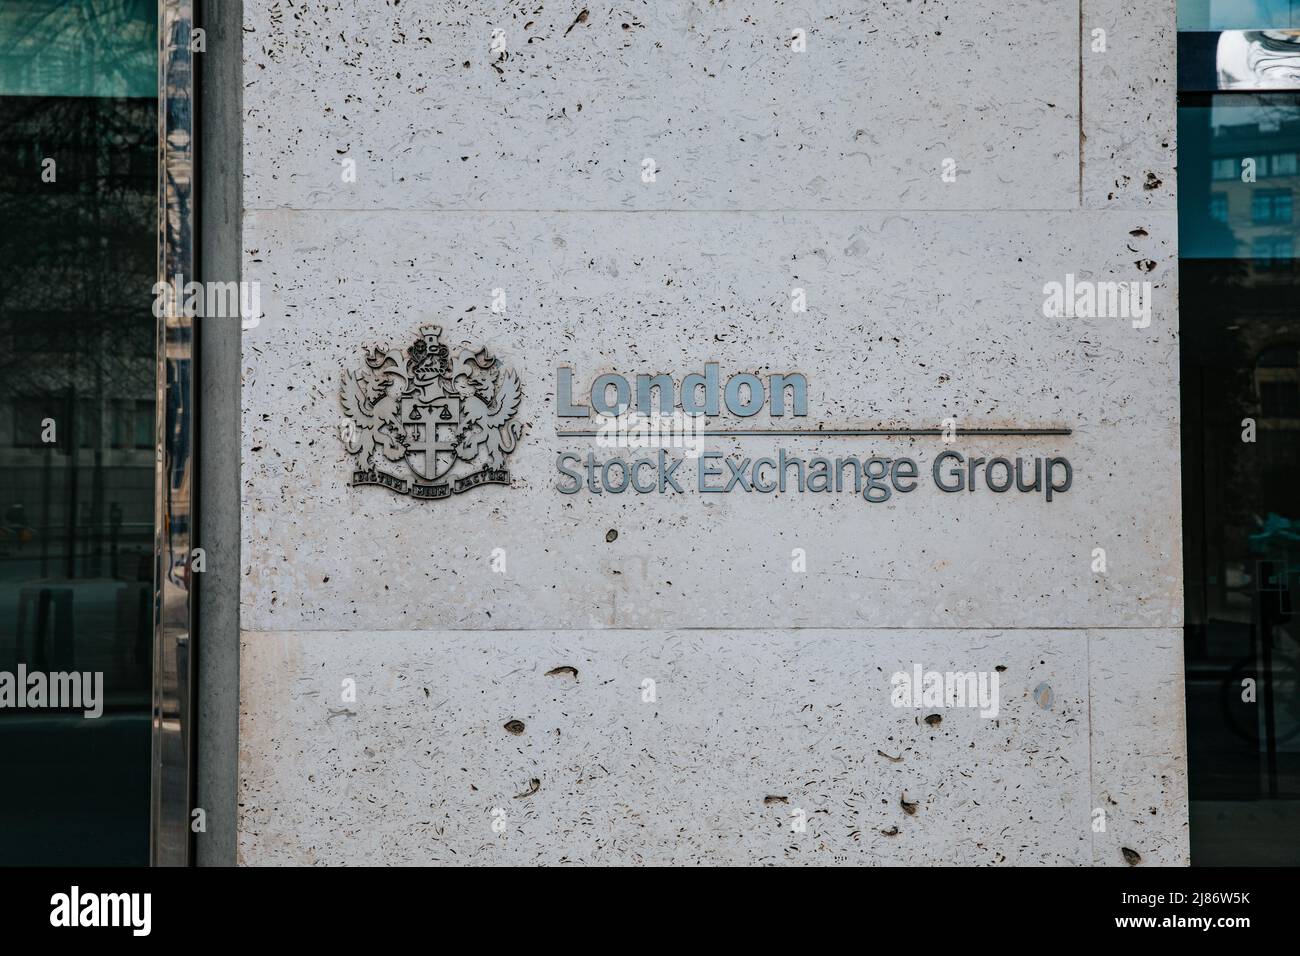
left=338, top=325, right=523, bottom=499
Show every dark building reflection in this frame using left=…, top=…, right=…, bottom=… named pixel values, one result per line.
left=0, top=0, right=155, bottom=865
left=1181, top=87, right=1300, bottom=864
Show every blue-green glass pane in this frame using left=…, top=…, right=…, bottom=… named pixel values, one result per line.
left=1180, top=0, right=1300, bottom=30
left=1179, top=97, right=1300, bottom=261
left=0, top=0, right=156, bottom=98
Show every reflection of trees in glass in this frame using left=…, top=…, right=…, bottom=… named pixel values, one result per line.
left=0, top=93, right=155, bottom=393
left=1183, top=95, right=1300, bottom=598
left=0, top=0, right=156, bottom=99
left=0, top=92, right=157, bottom=578
left=0, top=0, right=157, bottom=868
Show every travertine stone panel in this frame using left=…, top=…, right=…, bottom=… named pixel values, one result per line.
left=241, top=208, right=1179, bottom=631
left=242, top=0, right=1080, bottom=211
left=239, top=628, right=1095, bottom=865
left=1089, top=629, right=1190, bottom=865
left=1082, top=0, right=1178, bottom=209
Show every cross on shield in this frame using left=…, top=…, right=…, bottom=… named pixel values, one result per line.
left=401, top=395, right=461, bottom=481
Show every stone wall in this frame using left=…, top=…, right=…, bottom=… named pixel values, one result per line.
left=237, top=0, right=1185, bottom=865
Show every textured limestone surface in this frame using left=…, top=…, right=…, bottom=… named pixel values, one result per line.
left=238, top=628, right=1184, bottom=866
left=243, top=0, right=1080, bottom=211
left=237, top=0, right=1187, bottom=865
left=241, top=209, right=1180, bottom=631
left=1089, top=629, right=1189, bottom=865
left=1082, top=0, right=1178, bottom=210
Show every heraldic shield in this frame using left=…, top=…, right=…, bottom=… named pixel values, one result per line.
left=338, top=325, right=523, bottom=500
left=400, top=394, right=460, bottom=481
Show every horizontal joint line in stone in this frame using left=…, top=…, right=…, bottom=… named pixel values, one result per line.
left=244, top=207, right=1104, bottom=215
left=240, top=625, right=1182, bottom=634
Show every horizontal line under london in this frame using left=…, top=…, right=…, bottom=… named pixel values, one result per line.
left=554, top=428, right=1073, bottom=437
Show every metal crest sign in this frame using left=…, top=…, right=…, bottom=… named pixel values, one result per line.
left=339, top=325, right=523, bottom=499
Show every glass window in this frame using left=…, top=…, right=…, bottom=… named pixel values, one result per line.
left=1271, top=151, right=1299, bottom=175
left=11, top=398, right=52, bottom=448
left=76, top=399, right=100, bottom=448
left=1253, top=188, right=1294, bottom=222
left=1257, top=346, right=1300, bottom=418
left=1251, top=234, right=1294, bottom=264
left=1259, top=345, right=1299, bottom=366
left=1212, top=156, right=1239, bottom=179
left=1179, top=0, right=1300, bottom=30
left=133, top=399, right=152, bottom=449
left=0, top=0, right=156, bottom=866
left=1261, top=380, right=1300, bottom=416
left=1211, top=192, right=1230, bottom=221
left=1181, top=87, right=1300, bottom=866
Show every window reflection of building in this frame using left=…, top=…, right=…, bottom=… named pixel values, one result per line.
left=1257, top=345, right=1300, bottom=418
left=0, top=93, right=157, bottom=702
left=1181, top=81, right=1300, bottom=862
left=1252, top=348, right=1300, bottom=526
left=0, top=0, right=158, bottom=868
left=1252, top=187, right=1294, bottom=221
left=1206, top=111, right=1300, bottom=273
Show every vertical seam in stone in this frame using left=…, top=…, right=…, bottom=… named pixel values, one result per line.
left=1086, top=629, right=1097, bottom=864
left=1078, top=0, right=1085, bottom=206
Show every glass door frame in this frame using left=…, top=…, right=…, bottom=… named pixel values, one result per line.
left=151, top=0, right=195, bottom=867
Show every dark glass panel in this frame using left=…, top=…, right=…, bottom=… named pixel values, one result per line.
left=1180, top=91, right=1300, bottom=865
left=0, top=1, right=156, bottom=866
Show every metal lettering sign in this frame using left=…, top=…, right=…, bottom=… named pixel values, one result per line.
left=552, top=365, right=1076, bottom=504
left=338, top=325, right=523, bottom=498
left=336, top=340, right=1074, bottom=506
